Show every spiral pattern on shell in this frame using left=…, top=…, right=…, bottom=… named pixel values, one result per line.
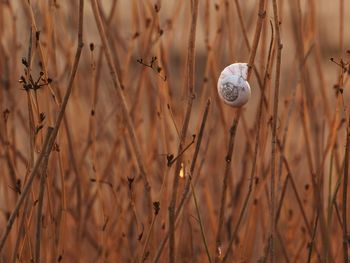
left=220, top=82, right=239, bottom=102
left=217, top=63, right=251, bottom=107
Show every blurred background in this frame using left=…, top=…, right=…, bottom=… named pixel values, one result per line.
left=0, top=0, right=350, bottom=262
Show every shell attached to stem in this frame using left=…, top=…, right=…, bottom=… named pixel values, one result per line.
left=217, top=63, right=251, bottom=107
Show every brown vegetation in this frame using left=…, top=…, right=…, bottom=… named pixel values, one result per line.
left=0, top=0, right=350, bottom=262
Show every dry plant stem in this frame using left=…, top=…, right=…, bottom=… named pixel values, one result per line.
left=18, top=199, right=36, bottom=260
left=53, top=85, right=83, bottom=229
left=11, top=196, right=30, bottom=263
left=25, top=29, right=35, bottom=168
left=90, top=0, right=153, bottom=219
left=234, top=0, right=267, bottom=105
left=34, top=128, right=53, bottom=263
left=62, top=117, right=82, bottom=226
left=214, top=115, right=240, bottom=262
left=152, top=100, right=210, bottom=263
left=276, top=139, right=322, bottom=261
left=311, top=178, right=329, bottom=263
left=270, top=0, right=282, bottom=261
left=277, top=229, right=290, bottom=263
left=12, top=35, right=36, bottom=258
left=0, top=128, right=51, bottom=252
left=26, top=92, right=35, bottom=168
left=2, top=0, right=347, bottom=261
left=275, top=175, right=288, bottom=224
left=0, top=0, right=84, bottom=252
left=234, top=0, right=250, bottom=51
left=139, top=212, right=158, bottom=263
left=181, top=99, right=211, bottom=205
left=24, top=1, right=59, bottom=107
left=189, top=178, right=212, bottom=263
left=57, top=149, right=67, bottom=258
left=307, top=210, right=319, bottom=263
left=221, top=12, right=271, bottom=263
left=277, top=141, right=312, bottom=233
left=300, top=90, right=330, bottom=259
left=342, top=114, right=350, bottom=263
left=78, top=6, right=113, bottom=168
left=215, top=4, right=266, bottom=262
left=168, top=1, right=199, bottom=262
left=334, top=200, right=344, bottom=230
left=247, top=0, right=266, bottom=80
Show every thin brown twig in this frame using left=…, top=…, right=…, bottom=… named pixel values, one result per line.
left=90, top=0, right=153, bottom=220
left=246, top=0, right=266, bottom=80
left=152, top=99, right=210, bottom=263
left=234, top=0, right=268, bottom=107
left=307, top=209, right=319, bottom=263
left=11, top=192, right=30, bottom=263
left=0, top=0, right=85, bottom=252
left=233, top=0, right=250, bottom=51
left=277, top=228, right=290, bottom=263
left=270, top=0, right=282, bottom=261
left=0, top=127, right=50, bottom=253
left=9, top=29, right=36, bottom=262
left=221, top=4, right=269, bottom=261
left=276, top=139, right=322, bottom=261
left=168, top=1, right=199, bottom=262
left=34, top=127, right=53, bottom=263
left=139, top=203, right=160, bottom=263
left=342, top=113, right=350, bottom=262
left=214, top=114, right=240, bottom=262
left=189, top=177, right=212, bottom=263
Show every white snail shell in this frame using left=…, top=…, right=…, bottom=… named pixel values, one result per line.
left=217, top=63, right=251, bottom=107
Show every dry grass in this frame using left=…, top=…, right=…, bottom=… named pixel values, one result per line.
left=0, top=0, right=350, bottom=262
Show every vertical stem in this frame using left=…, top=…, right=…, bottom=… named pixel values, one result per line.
left=0, top=0, right=84, bottom=252
left=222, top=15, right=272, bottom=263
left=11, top=198, right=30, bottom=263
left=270, top=0, right=282, bottom=261
left=189, top=178, right=212, bottom=263
left=214, top=1, right=267, bottom=262
left=90, top=0, right=153, bottom=220
left=247, top=0, right=266, bottom=80
left=307, top=210, right=319, bottom=263
left=168, top=1, right=199, bottom=262
left=342, top=115, right=350, bottom=262
left=139, top=209, right=158, bottom=263
left=34, top=128, right=53, bottom=263
left=214, top=114, right=240, bottom=262
left=152, top=99, right=210, bottom=263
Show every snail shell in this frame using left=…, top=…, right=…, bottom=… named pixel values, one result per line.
left=217, top=63, right=251, bottom=107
